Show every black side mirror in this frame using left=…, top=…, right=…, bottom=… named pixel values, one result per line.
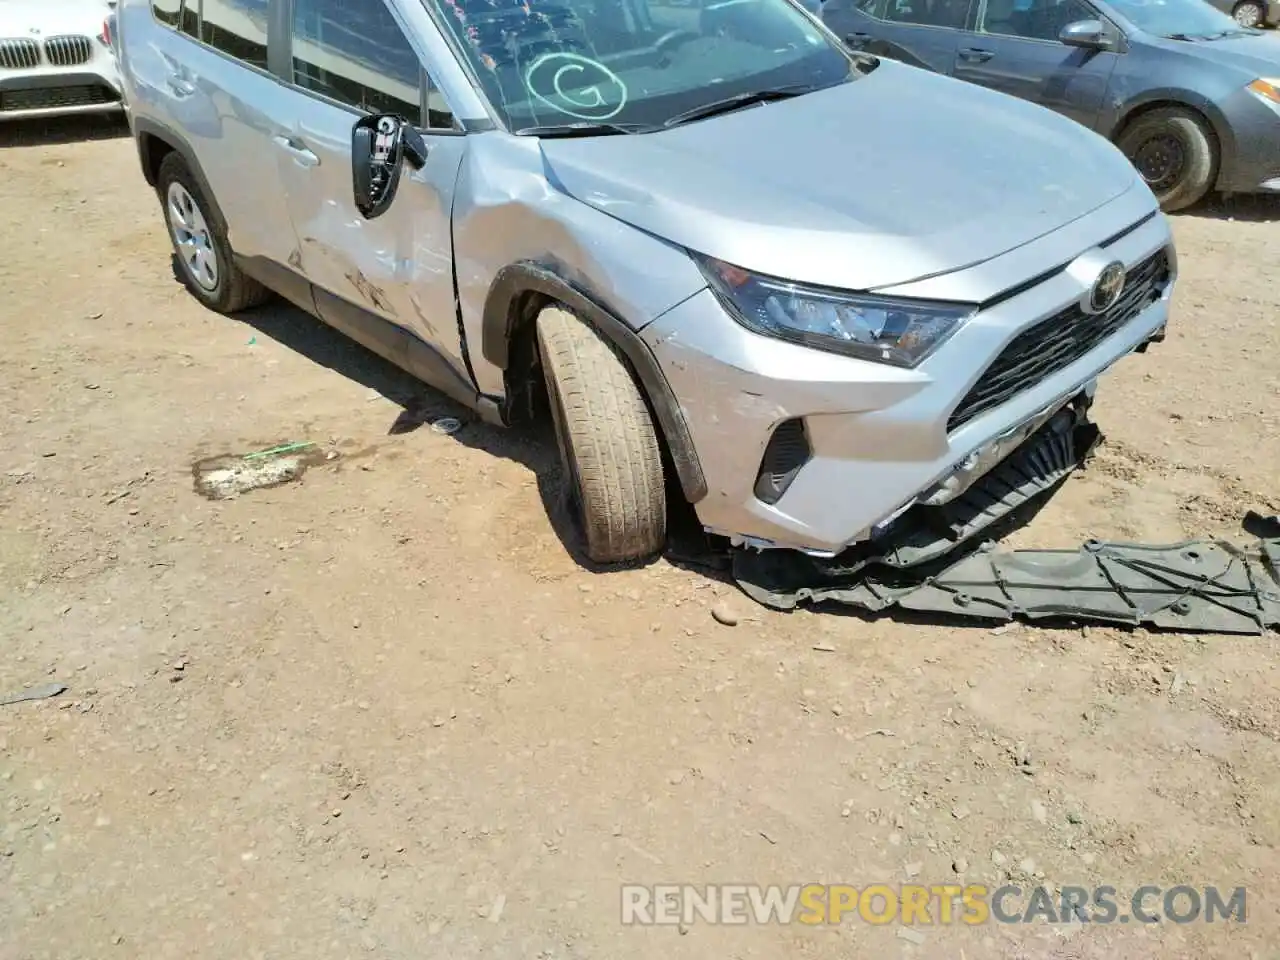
left=351, top=114, right=429, bottom=220
left=1059, top=18, right=1111, bottom=50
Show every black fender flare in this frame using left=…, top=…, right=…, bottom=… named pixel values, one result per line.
left=131, top=116, right=225, bottom=222
left=481, top=262, right=708, bottom=505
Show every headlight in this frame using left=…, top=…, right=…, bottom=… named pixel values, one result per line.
left=697, top=255, right=975, bottom=368
left=1247, top=78, right=1280, bottom=104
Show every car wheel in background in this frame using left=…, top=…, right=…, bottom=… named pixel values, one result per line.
left=156, top=152, right=271, bottom=313
left=1115, top=107, right=1217, bottom=213
left=535, top=305, right=667, bottom=565
left=1231, top=0, right=1264, bottom=26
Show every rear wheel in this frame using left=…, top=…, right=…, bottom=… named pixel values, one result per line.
left=156, top=152, right=271, bottom=313
left=1232, top=0, right=1264, bottom=26
left=535, top=305, right=667, bottom=564
left=1115, top=107, right=1217, bottom=213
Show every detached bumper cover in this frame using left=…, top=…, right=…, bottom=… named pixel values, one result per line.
left=737, top=534, right=1280, bottom=635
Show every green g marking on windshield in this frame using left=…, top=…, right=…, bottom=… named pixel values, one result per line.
left=523, top=52, right=629, bottom=121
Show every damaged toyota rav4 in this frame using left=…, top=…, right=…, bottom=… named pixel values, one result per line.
left=116, top=0, right=1176, bottom=563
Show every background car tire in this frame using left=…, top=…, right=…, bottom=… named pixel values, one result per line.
left=1231, top=0, right=1264, bottom=26
left=535, top=305, right=667, bottom=564
left=156, top=152, right=271, bottom=313
left=1115, top=107, right=1217, bottom=213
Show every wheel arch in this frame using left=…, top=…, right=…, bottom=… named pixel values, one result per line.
left=1106, top=94, right=1232, bottom=177
left=1111, top=95, right=1242, bottom=196
left=132, top=116, right=226, bottom=223
left=480, top=262, right=708, bottom=505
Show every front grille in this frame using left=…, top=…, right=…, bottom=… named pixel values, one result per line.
left=0, top=84, right=116, bottom=112
left=44, top=35, right=93, bottom=67
left=0, top=38, right=41, bottom=69
left=947, top=248, right=1171, bottom=433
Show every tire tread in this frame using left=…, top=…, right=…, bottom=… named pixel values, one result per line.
left=535, top=306, right=666, bottom=564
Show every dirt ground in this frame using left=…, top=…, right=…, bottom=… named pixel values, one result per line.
left=1, top=115, right=1278, bottom=960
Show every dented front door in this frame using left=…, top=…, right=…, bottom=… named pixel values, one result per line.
left=274, top=89, right=468, bottom=384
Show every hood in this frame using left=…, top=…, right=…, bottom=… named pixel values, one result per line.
left=1147, top=31, right=1280, bottom=76
left=0, top=0, right=112, bottom=34
left=540, top=61, right=1145, bottom=291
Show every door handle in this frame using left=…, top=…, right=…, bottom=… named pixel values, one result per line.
left=272, top=135, right=320, bottom=168
left=958, top=47, right=995, bottom=62
left=166, top=74, right=196, bottom=97
left=845, top=31, right=872, bottom=47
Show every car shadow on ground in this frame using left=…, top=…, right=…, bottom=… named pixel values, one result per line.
left=225, top=289, right=708, bottom=573
left=0, top=113, right=130, bottom=148
left=1180, top=192, right=1280, bottom=222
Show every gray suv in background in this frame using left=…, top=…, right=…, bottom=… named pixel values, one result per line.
left=115, top=0, right=1176, bottom=564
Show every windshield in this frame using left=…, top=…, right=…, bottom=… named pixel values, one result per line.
left=422, top=0, right=859, bottom=131
left=1104, top=0, right=1249, bottom=37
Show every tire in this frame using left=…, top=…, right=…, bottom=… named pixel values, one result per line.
left=1115, top=107, right=1217, bottom=213
left=1232, top=0, right=1263, bottom=26
left=156, top=152, right=271, bottom=313
left=535, top=305, right=667, bottom=564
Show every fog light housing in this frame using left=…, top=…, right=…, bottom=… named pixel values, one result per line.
left=754, top=419, right=811, bottom=505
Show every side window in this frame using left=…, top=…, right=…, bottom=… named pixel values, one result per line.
left=425, top=76, right=457, bottom=131
left=291, top=0, right=432, bottom=124
left=884, top=0, right=970, bottom=26
left=979, top=0, right=1092, bottom=39
left=855, top=0, right=889, bottom=17
left=180, top=0, right=200, bottom=39
left=200, top=0, right=270, bottom=68
left=152, top=0, right=182, bottom=28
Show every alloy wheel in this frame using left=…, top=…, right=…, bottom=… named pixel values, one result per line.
left=166, top=181, right=219, bottom=292
left=1233, top=2, right=1262, bottom=26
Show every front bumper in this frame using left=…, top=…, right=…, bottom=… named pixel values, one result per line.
left=0, top=52, right=123, bottom=121
left=643, top=204, right=1174, bottom=555
left=1215, top=85, right=1280, bottom=194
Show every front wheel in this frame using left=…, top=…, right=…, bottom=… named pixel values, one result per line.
left=1115, top=107, right=1217, bottom=213
left=1232, top=0, right=1264, bottom=26
left=535, top=305, right=667, bottom=565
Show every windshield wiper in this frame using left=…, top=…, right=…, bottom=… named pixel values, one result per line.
left=513, top=121, right=651, bottom=138
left=662, top=85, right=819, bottom=129
left=1162, top=29, right=1249, bottom=40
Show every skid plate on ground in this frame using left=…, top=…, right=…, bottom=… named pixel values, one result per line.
left=736, top=537, right=1280, bottom=635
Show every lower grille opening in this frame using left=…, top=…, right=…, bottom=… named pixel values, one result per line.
left=0, top=84, right=119, bottom=113
left=754, top=418, right=811, bottom=505
left=947, top=247, right=1172, bottom=433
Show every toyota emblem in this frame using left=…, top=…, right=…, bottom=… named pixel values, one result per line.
left=1086, top=260, right=1126, bottom=314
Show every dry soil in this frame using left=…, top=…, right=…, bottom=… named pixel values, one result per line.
left=1, top=115, right=1278, bottom=960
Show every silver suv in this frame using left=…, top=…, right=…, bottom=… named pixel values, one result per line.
left=116, top=0, right=1176, bottom=564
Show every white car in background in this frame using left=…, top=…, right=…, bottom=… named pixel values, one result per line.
left=0, top=0, right=123, bottom=120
